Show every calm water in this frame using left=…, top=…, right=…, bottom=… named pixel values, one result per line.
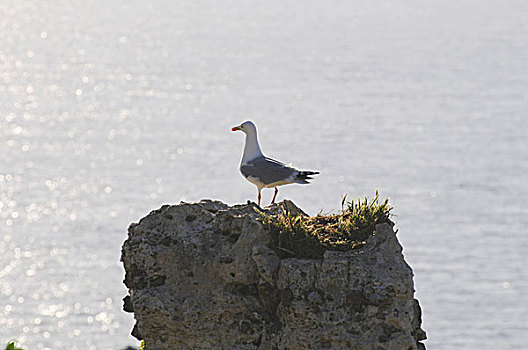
left=1, top=1, right=527, bottom=349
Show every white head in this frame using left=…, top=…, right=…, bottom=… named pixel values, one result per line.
left=231, top=120, right=257, bottom=135
left=231, top=121, right=263, bottom=162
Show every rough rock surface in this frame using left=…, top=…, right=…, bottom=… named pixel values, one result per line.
left=121, top=200, right=426, bottom=350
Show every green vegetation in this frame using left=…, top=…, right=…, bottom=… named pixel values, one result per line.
left=259, top=191, right=393, bottom=259
left=5, top=342, right=23, bottom=350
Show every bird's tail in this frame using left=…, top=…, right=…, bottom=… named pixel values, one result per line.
left=294, top=170, right=320, bottom=184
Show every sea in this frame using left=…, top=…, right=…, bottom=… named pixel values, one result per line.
left=1, top=0, right=527, bottom=349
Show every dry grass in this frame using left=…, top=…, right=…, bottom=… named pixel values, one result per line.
left=259, top=191, right=393, bottom=258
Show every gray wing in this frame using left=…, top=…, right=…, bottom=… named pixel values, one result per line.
left=240, top=156, right=297, bottom=185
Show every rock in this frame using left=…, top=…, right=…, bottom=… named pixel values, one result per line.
left=252, top=244, right=281, bottom=285
left=121, top=199, right=426, bottom=349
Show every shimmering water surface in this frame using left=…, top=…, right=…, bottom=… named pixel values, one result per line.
left=1, top=1, right=527, bottom=349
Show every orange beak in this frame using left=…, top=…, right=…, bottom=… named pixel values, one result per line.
left=231, top=126, right=241, bottom=131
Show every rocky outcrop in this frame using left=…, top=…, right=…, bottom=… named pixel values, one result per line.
left=121, top=200, right=426, bottom=349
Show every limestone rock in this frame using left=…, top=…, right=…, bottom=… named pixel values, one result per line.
left=121, top=200, right=426, bottom=349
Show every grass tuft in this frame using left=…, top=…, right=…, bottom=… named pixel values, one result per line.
left=259, top=191, right=393, bottom=259
left=5, top=342, right=23, bottom=350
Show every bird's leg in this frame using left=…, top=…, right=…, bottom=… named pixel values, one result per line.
left=258, top=189, right=261, bottom=207
left=271, top=187, right=278, bottom=204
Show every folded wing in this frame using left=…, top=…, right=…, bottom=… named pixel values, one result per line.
left=240, top=156, right=297, bottom=186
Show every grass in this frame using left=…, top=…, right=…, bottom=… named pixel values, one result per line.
left=259, top=191, right=393, bottom=259
left=5, top=342, right=23, bottom=350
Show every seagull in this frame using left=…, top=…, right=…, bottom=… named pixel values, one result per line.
left=231, top=121, right=319, bottom=207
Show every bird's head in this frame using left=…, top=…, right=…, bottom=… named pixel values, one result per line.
left=231, top=121, right=257, bottom=134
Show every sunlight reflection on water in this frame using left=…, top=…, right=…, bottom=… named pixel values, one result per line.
left=1, top=0, right=527, bottom=349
